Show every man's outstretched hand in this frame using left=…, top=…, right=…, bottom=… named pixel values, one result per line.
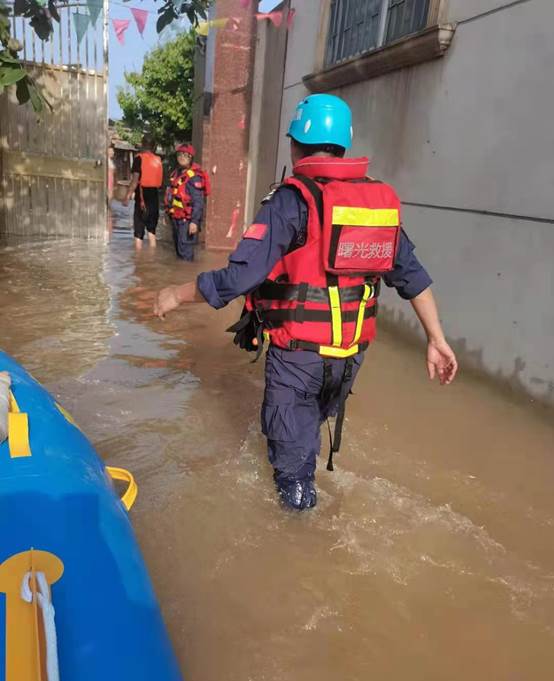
left=427, top=338, right=458, bottom=385
left=154, top=286, right=181, bottom=319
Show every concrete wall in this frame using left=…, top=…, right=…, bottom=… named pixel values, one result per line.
left=275, top=0, right=320, bottom=176
left=245, top=2, right=289, bottom=225
left=275, top=0, right=554, bottom=405
left=191, top=41, right=207, bottom=161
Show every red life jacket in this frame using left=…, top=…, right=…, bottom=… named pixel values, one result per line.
left=137, top=151, right=163, bottom=188
left=165, top=168, right=196, bottom=219
left=245, top=156, right=401, bottom=358
left=192, top=163, right=211, bottom=197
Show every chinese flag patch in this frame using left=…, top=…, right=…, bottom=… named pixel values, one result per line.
left=243, top=223, right=268, bottom=240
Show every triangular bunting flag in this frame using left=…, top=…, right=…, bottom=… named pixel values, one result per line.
left=86, top=0, right=102, bottom=28
left=73, top=12, right=90, bottom=45
left=239, top=0, right=251, bottom=8
left=269, top=11, right=283, bottom=28
left=112, top=18, right=131, bottom=45
left=196, top=17, right=229, bottom=36
left=131, top=8, right=148, bottom=36
left=256, top=11, right=283, bottom=28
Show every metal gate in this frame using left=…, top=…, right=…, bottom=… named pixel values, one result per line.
left=0, top=3, right=108, bottom=238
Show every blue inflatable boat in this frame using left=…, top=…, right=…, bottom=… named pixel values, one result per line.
left=0, top=351, right=183, bottom=681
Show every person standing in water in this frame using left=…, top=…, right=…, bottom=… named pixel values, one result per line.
left=124, top=134, right=163, bottom=250
left=164, top=144, right=206, bottom=261
left=153, top=95, right=458, bottom=510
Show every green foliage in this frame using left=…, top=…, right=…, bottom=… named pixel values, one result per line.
left=156, top=0, right=209, bottom=34
left=0, top=0, right=209, bottom=113
left=116, top=30, right=196, bottom=151
left=0, top=0, right=49, bottom=111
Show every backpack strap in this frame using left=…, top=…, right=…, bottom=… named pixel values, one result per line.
left=292, top=174, right=324, bottom=226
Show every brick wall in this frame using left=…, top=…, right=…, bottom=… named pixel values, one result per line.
left=202, top=0, right=257, bottom=251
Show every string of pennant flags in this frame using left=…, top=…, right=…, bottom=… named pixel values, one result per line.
left=71, top=0, right=296, bottom=47
left=195, top=8, right=295, bottom=38
left=71, top=0, right=149, bottom=45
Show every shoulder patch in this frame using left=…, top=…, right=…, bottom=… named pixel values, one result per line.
left=243, top=223, right=268, bottom=240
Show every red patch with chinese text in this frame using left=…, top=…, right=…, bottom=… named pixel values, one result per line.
left=243, top=223, right=268, bottom=240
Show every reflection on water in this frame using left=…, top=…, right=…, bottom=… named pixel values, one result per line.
left=1, top=227, right=554, bottom=681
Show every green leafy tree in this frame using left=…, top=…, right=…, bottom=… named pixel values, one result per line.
left=0, top=0, right=209, bottom=112
left=116, top=30, right=196, bottom=151
left=0, top=0, right=48, bottom=110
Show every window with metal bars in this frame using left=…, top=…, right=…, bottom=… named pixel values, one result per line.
left=325, top=0, right=431, bottom=67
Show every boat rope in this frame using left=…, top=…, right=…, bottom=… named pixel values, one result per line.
left=21, top=570, right=60, bottom=681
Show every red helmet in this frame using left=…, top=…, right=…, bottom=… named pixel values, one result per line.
left=176, top=143, right=195, bottom=156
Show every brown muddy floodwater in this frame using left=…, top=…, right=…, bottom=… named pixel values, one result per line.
left=1, top=213, right=554, bottom=681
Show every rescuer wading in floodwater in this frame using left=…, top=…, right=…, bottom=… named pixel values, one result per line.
left=154, top=95, right=458, bottom=511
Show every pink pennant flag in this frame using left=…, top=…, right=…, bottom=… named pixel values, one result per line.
left=112, top=19, right=130, bottom=45
left=287, top=8, right=296, bottom=30
left=131, top=8, right=148, bottom=36
left=256, top=11, right=283, bottom=28
left=226, top=203, right=241, bottom=239
left=239, top=0, right=251, bottom=7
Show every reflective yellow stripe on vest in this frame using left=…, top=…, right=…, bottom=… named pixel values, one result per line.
left=318, top=344, right=360, bottom=358
left=332, top=206, right=399, bottom=227
left=350, top=284, right=372, bottom=348
left=328, top=286, right=342, bottom=347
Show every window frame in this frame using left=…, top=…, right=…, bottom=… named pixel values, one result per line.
left=325, top=0, right=435, bottom=67
left=307, top=0, right=453, bottom=93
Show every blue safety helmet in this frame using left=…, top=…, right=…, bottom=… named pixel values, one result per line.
left=287, top=94, right=353, bottom=150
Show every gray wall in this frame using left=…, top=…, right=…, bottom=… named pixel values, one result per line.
left=191, top=40, right=207, bottom=160
left=245, top=3, right=289, bottom=224
left=275, top=0, right=554, bottom=405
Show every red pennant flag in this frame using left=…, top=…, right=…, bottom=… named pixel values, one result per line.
left=112, top=19, right=130, bottom=45
left=287, top=8, right=296, bottom=30
left=131, top=8, right=148, bottom=36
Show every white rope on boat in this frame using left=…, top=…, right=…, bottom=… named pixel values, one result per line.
left=21, top=570, right=60, bottom=681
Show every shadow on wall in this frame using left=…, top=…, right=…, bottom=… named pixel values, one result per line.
left=379, top=304, right=554, bottom=410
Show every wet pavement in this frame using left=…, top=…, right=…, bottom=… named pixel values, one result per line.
left=1, top=212, right=554, bottom=680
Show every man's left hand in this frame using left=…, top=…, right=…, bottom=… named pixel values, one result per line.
left=189, top=222, right=198, bottom=236
left=427, top=338, right=458, bottom=385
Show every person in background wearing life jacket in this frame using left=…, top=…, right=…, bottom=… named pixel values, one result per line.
left=153, top=95, right=458, bottom=511
left=123, top=133, right=163, bottom=251
left=165, top=144, right=206, bottom=261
